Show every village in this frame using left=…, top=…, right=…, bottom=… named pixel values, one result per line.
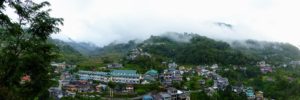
left=46, top=60, right=279, bottom=100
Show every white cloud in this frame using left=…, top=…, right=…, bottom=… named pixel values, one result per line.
left=42, top=0, right=300, bottom=47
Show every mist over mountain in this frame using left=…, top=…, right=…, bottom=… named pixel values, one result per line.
left=51, top=20, right=276, bottom=47
left=3, top=1, right=300, bottom=99
left=65, top=41, right=99, bottom=55
left=50, top=38, right=99, bottom=55
left=52, top=32, right=300, bottom=65
left=230, top=40, right=300, bottom=64
left=160, top=32, right=195, bottom=43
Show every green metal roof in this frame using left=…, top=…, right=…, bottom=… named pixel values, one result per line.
left=145, top=69, right=158, bottom=75
left=111, top=70, right=137, bottom=74
left=111, top=70, right=139, bottom=78
left=78, top=70, right=140, bottom=78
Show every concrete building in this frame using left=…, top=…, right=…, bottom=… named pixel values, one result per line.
left=78, top=70, right=141, bottom=84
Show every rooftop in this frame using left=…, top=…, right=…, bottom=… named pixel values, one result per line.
left=111, top=70, right=139, bottom=77
left=78, top=70, right=140, bottom=78
left=143, top=95, right=153, bottom=99
left=160, top=92, right=171, bottom=98
left=246, top=87, right=255, bottom=97
left=111, top=70, right=137, bottom=74
left=78, top=70, right=108, bottom=76
left=145, top=69, right=158, bottom=75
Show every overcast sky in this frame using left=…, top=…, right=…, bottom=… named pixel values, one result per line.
left=40, top=0, right=300, bottom=47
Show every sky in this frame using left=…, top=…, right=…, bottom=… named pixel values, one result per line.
left=35, top=0, right=300, bottom=47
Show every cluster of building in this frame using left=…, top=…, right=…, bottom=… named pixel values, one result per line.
left=195, top=65, right=229, bottom=91
left=244, top=87, right=264, bottom=100
left=230, top=84, right=265, bottom=100
left=160, top=62, right=184, bottom=86
left=49, top=61, right=273, bottom=100
left=127, top=48, right=151, bottom=60
left=51, top=62, right=76, bottom=73
left=199, top=64, right=265, bottom=100
left=63, top=80, right=93, bottom=94
left=78, top=69, right=162, bottom=84
left=212, top=75, right=229, bottom=91
left=49, top=69, right=160, bottom=99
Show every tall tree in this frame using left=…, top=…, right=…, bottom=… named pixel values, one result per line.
left=0, top=0, right=63, bottom=99
left=108, top=81, right=116, bottom=98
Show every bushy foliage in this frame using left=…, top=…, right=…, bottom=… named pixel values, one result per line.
left=0, top=0, right=63, bottom=99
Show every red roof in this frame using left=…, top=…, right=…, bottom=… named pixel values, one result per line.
left=21, top=75, right=31, bottom=81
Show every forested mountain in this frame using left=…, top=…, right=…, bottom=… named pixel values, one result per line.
left=94, top=40, right=138, bottom=57
left=135, top=33, right=299, bottom=65
left=231, top=40, right=300, bottom=65
left=139, top=33, right=255, bottom=65
left=50, top=39, right=99, bottom=56
left=49, top=39, right=138, bottom=64
left=49, top=39, right=86, bottom=64
left=65, top=41, right=99, bottom=56
left=52, top=32, right=300, bottom=66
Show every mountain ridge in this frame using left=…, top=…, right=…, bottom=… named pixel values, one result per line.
left=51, top=32, right=300, bottom=65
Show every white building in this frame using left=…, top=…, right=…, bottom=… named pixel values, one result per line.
left=78, top=70, right=142, bottom=84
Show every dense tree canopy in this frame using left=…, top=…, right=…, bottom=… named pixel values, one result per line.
left=0, top=0, right=63, bottom=99
left=140, top=33, right=260, bottom=65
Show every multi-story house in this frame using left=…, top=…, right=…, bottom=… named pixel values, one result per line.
left=161, top=68, right=183, bottom=86
left=77, top=70, right=141, bottom=84
left=110, top=70, right=141, bottom=84
left=78, top=70, right=109, bottom=82
left=167, top=87, right=178, bottom=100
left=144, top=69, right=159, bottom=82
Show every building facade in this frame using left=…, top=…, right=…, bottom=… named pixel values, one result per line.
left=78, top=70, right=142, bottom=84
